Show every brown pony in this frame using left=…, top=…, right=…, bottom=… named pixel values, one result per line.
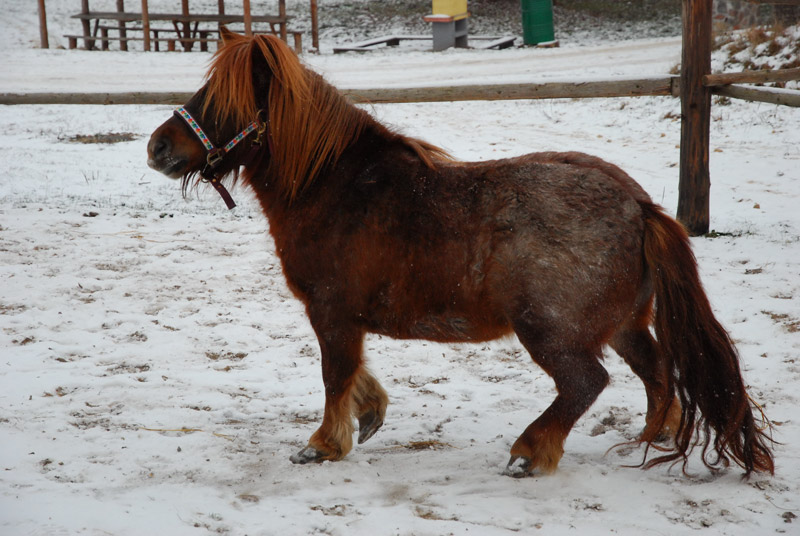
left=147, top=29, right=774, bottom=477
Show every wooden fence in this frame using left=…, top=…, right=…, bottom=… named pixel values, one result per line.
left=3, top=71, right=799, bottom=107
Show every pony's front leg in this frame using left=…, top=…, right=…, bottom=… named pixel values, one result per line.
left=290, top=322, right=367, bottom=464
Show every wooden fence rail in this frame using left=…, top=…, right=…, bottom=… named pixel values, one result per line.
left=0, top=77, right=676, bottom=105
left=713, top=84, right=800, bottom=107
left=5, top=74, right=800, bottom=107
left=704, top=67, right=800, bottom=87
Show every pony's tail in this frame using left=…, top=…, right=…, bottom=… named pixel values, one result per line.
left=640, top=201, right=774, bottom=477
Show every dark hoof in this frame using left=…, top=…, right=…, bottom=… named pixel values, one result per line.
left=504, top=456, right=532, bottom=478
left=639, top=425, right=673, bottom=444
left=290, top=446, right=326, bottom=465
left=358, top=409, right=383, bottom=445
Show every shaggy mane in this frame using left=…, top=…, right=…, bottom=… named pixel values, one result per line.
left=203, top=31, right=450, bottom=201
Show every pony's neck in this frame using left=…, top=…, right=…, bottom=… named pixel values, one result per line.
left=246, top=116, right=400, bottom=209
left=243, top=61, right=450, bottom=211
left=257, top=68, right=371, bottom=202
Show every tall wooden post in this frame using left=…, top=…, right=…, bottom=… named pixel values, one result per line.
left=37, top=0, right=49, bottom=49
left=80, top=0, right=94, bottom=49
left=218, top=0, right=225, bottom=34
left=279, top=0, right=287, bottom=40
left=141, top=0, right=151, bottom=51
left=117, top=0, right=128, bottom=51
left=677, top=0, right=713, bottom=236
left=181, top=0, right=191, bottom=48
left=311, top=0, right=319, bottom=51
left=243, top=0, right=253, bottom=36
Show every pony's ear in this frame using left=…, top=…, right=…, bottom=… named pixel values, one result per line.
left=219, top=26, right=237, bottom=45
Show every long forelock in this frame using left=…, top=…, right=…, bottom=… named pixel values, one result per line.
left=256, top=35, right=370, bottom=201
left=203, top=33, right=260, bottom=129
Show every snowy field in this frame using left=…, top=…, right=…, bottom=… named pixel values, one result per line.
left=2, top=2, right=800, bottom=535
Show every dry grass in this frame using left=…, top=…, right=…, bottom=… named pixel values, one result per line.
left=403, top=439, right=455, bottom=450
left=714, top=23, right=800, bottom=88
left=68, top=132, right=138, bottom=144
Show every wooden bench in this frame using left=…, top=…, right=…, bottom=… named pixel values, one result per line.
left=65, top=33, right=184, bottom=52
left=333, top=35, right=430, bottom=53
left=89, top=24, right=212, bottom=51
left=333, top=34, right=514, bottom=54
left=474, top=36, right=516, bottom=50
left=67, top=9, right=301, bottom=53
left=66, top=29, right=302, bottom=53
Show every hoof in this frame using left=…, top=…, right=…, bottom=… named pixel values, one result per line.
left=358, top=409, right=383, bottom=445
left=290, top=446, right=326, bottom=465
left=639, top=425, right=675, bottom=445
left=504, top=456, right=532, bottom=478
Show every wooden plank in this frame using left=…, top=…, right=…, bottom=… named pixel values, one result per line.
left=0, top=77, right=678, bottom=106
left=63, top=34, right=216, bottom=45
left=333, top=35, right=405, bottom=52
left=334, top=35, right=435, bottom=53
left=72, top=11, right=140, bottom=22
left=38, top=0, right=49, bottom=49
left=71, top=12, right=286, bottom=24
left=677, top=0, right=712, bottom=236
left=476, top=37, right=516, bottom=50
left=713, top=84, right=800, bottom=107
left=704, top=67, right=800, bottom=87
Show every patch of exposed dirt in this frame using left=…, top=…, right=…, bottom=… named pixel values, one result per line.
left=66, top=132, right=138, bottom=144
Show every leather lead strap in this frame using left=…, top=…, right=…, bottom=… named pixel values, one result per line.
left=205, top=177, right=237, bottom=210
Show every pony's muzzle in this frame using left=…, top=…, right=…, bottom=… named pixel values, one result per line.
left=147, top=131, right=186, bottom=179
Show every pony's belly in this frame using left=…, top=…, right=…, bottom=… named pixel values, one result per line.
left=366, top=306, right=511, bottom=343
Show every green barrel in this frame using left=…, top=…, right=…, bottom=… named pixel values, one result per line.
left=520, top=0, right=555, bottom=45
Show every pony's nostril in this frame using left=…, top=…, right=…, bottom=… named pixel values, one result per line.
left=149, top=137, right=171, bottom=160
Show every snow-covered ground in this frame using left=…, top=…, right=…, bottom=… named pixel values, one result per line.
left=2, top=2, right=800, bottom=535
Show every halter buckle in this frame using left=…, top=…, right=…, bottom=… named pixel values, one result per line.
left=206, top=148, right=225, bottom=169
left=252, top=110, right=268, bottom=146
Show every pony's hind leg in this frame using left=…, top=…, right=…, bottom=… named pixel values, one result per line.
left=506, top=323, right=610, bottom=477
left=351, top=367, right=389, bottom=445
left=609, top=319, right=681, bottom=443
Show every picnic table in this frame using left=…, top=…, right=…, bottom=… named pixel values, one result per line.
left=66, top=0, right=301, bottom=53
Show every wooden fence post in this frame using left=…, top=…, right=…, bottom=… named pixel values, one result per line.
left=244, top=0, right=253, bottom=36
left=311, top=0, right=319, bottom=51
left=117, top=0, right=128, bottom=51
left=677, top=0, right=713, bottom=236
left=280, top=0, right=287, bottom=41
left=37, top=0, right=49, bottom=49
left=217, top=0, right=225, bottom=35
left=141, top=0, right=151, bottom=51
left=181, top=0, right=191, bottom=49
